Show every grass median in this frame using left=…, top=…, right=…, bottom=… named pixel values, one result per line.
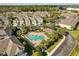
left=47, top=39, right=61, bottom=52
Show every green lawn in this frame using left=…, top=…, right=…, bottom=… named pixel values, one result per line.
left=70, top=26, right=79, bottom=39
left=47, top=39, right=61, bottom=52
left=32, top=52, right=41, bottom=56
left=70, top=26, right=79, bottom=56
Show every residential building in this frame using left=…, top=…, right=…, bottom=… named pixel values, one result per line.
left=29, top=16, right=37, bottom=26
left=18, top=17, right=24, bottom=26
left=0, top=34, right=25, bottom=56
left=58, top=14, right=79, bottom=30
left=34, top=16, right=43, bottom=26
left=12, top=17, right=19, bottom=27
left=24, top=17, right=31, bottom=26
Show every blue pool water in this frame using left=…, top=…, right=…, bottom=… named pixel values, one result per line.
left=27, top=35, right=44, bottom=40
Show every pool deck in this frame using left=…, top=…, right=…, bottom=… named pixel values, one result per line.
left=26, top=32, right=48, bottom=47
left=28, top=32, right=48, bottom=41
left=27, top=35, right=44, bottom=40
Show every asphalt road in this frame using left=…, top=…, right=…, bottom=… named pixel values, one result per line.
left=51, top=34, right=76, bottom=56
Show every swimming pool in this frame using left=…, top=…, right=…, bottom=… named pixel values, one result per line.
left=27, top=35, right=44, bottom=40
